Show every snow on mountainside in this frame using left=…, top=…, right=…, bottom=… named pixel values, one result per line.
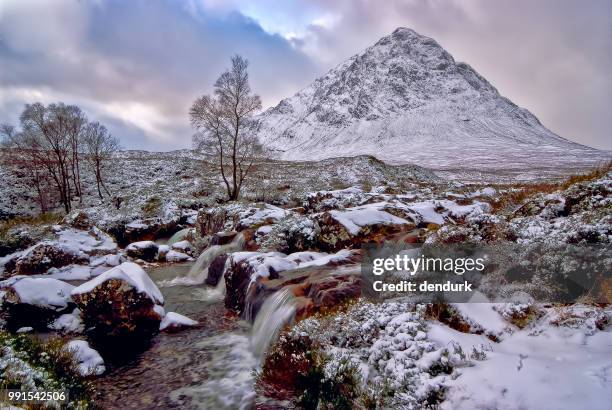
left=255, top=28, right=610, bottom=178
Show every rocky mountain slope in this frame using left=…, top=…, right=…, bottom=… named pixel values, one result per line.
left=254, top=28, right=610, bottom=178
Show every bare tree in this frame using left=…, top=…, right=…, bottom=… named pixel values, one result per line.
left=190, top=55, right=263, bottom=201
left=66, top=105, right=87, bottom=201
left=1, top=123, right=52, bottom=212
left=83, top=121, right=119, bottom=199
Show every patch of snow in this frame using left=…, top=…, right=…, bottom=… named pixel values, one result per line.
left=46, top=264, right=92, bottom=280
left=330, top=206, right=410, bottom=235
left=16, top=327, right=33, bottom=333
left=126, top=240, right=157, bottom=250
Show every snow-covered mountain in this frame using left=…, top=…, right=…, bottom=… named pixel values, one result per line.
left=255, top=28, right=609, bottom=176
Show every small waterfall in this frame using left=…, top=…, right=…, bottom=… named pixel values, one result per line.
left=158, top=232, right=245, bottom=287
left=166, top=228, right=191, bottom=245
left=170, top=288, right=298, bottom=409
left=250, top=288, right=297, bottom=360
left=191, top=276, right=227, bottom=303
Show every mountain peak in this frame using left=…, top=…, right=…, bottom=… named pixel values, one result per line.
left=254, top=28, right=605, bottom=178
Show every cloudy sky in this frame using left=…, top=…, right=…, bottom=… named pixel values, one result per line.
left=1, top=0, right=610, bottom=150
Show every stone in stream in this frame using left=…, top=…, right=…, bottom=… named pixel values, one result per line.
left=223, top=249, right=362, bottom=319
left=210, top=231, right=239, bottom=246
left=205, top=253, right=229, bottom=286
left=125, top=240, right=159, bottom=261
left=71, top=262, right=164, bottom=343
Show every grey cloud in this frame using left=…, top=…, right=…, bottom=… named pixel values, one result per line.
left=1, top=0, right=610, bottom=150
left=0, top=0, right=317, bottom=149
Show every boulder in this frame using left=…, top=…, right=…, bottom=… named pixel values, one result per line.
left=0, top=251, right=22, bottom=277
left=224, top=249, right=361, bottom=316
left=71, top=262, right=164, bottom=341
left=1, top=276, right=75, bottom=330
left=315, top=208, right=413, bottom=251
left=171, top=240, right=194, bottom=255
left=205, top=253, right=228, bottom=286
left=126, top=240, right=159, bottom=261
left=111, top=218, right=179, bottom=247
left=210, top=231, right=239, bottom=246
left=13, top=242, right=88, bottom=276
left=159, top=312, right=198, bottom=332
left=165, top=250, right=193, bottom=262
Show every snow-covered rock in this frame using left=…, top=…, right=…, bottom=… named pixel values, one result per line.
left=13, top=241, right=88, bottom=276
left=2, top=276, right=74, bottom=311
left=160, top=312, right=198, bottom=332
left=71, top=262, right=164, bottom=340
left=125, top=240, right=159, bottom=261
left=165, top=250, right=193, bottom=262
left=170, top=240, right=193, bottom=255
left=64, top=340, right=105, bottom=376
left=49, top=308, right=84, bottom=334
left=1, top=276, right=75, bottom=330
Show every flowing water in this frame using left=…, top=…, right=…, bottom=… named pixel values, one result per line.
left=157, top=233, right=245, bottom=287
left=94, top=237, right=297, bottom=409
left=166, top=228, right=191, bottom=245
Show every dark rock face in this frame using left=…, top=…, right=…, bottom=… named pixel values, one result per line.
left=72, top=279, right=163, bottom=342
left=108, top=219, right=178, bottom=247
left=224, top=259, right=256, bottom=313
left=125, top=241, right=159, bottom=261
left=205, top=253, right=228, bottom=286
left=14, top=242, right=87, bottom=276
left=210, top=231, right=239, bottom=246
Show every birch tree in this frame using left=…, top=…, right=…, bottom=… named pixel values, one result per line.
left=190, top=55, right=263, bottom=201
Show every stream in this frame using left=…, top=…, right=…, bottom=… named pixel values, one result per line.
left=94, top=242, right=295, bottom=409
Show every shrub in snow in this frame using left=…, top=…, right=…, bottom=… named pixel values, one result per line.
left=260, top=301, right=454, bottom=409
left=494, top=303, right=543, bottom=329
left=303, top=187, right=366, bottom=213
left=0, top=331, right=95, bottom=406
left=71, top=262, right=164, bottom=342
left=258, top=214, right=319, bottom=253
